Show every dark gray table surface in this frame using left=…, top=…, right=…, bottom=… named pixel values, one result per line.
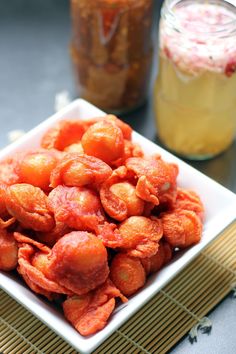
left=0, top=1, right=235, bottom=353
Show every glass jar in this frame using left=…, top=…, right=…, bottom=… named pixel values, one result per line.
left=154, top=0, right=236, bottom=160
left=70, top=0, right=155, bottom=114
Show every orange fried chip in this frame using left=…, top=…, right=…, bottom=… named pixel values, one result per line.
left=141, top=241, right=166, bottom=275
left=141, top=240, right=173, bottom=275
left=85, top=115, right=132, bottom=141
left=64, top=142, right=84, bottom=154
left=126, top=155, right=179, bottom=205
left=118, top=216, right=163, bottom=258
left=47, top=231, right=109, bottom=295
left=63, top=279, right=127, bottom=336
left=105, top=115, right=132, bottom=140
left=36, top=221, right=71, bottom=247
left=50, top=153, right=112, bottom=189
left=41, top=120, right=86, bottom=150
left=162, top=241, right=173, bottom=264
left=14, top=232, right=71, bottom=300
left=81, top=120, right=124, bottom=165
left=48, top=185, right=104, bottom=231
left=18, top=150, right=58, bottom=191
left=96, top=222, right=124, bottom=249
left=0, top=184, right=8, bottom=218
left=110, top=253, right=146, bottom=296
left=0, top=229, right=18, bottom=271
left=161, top=210, right=202, bottom=248
left=100, top=166, right=129, bottom=222
left=110, top=182, right=144, bottom=217
left=174, top=188, right=204, bottom=221
left=0, top=157, right=21, bottom=186
left=5, top=184, right=55, bottom=232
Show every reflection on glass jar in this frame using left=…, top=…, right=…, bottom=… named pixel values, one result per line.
left=70, top=0, right=155, bottom=114
left=154, top=0, right=236, bottom=160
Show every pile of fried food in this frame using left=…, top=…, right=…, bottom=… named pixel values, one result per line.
left=0, top=115, right=204, bottom=336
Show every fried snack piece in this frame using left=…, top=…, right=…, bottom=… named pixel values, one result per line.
left=0, top=229, right=18, bottom=271
left=5, top=184, right=55, bottom=232
left=96, top=222, right=124, bottom=249
left=48, top=185, right=104, bottom=231
left=86, top=115, right=132, bottom=141
left=158, top=186, right=178, bottom=209
left=0, top=184, right=9, bottom=218
left=63, top=279, right=127, bottom=336
left=161, top=210, right=202, bottom=248
left=81, top=120, right=124, bottom=165
left=0, top=157, right=20, bottom=186
left=163, top=241, right=173, bottom=264
left=100, top=166, right=129, bottom=222
left=14, top=232, right=71, bottom=300
left=118, top=216, right=163, bottom=258
left=110, top=254, right=146, bottom=296
left=174, top=188, right=204, bottom=221
left=105, top=115, right=132, bottom=140
left=47, top=231, right=109, bottom=295
left=0, top=216, right=16, bottom=229
left=141, top=241, right=173, bottom=275
left=50, top=153, right=112, bottom=189
left=18, top=150, right=58, bottom=191
left=36, top=221, right=71, bottom=247
left=41, top=120, right=86, bottom=150
left=64, top=142, right=84, bottom=154
left=126, top=155, right=179, bottom=205
left=112, top=139, right=144, bottom=167
left=110, top=182, right=144, bottom=217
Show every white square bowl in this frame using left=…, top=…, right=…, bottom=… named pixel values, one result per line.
left=1, top=99, right=236, bottom=354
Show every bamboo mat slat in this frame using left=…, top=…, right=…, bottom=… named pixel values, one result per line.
left=1, top=222, right=236, bottom=354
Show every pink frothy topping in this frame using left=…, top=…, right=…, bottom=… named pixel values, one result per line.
left=160, top=2, right=236, bottom=76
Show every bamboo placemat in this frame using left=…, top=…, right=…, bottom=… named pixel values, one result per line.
left=1, top=222, right=236, bottom=354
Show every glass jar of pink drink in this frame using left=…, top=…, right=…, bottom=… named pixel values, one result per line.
left=154, top=0, right=236, bottom=159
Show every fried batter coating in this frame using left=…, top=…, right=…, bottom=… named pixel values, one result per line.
left=85, top=115, right=132, bottom=141
left=14, top=232, right=71, bottom=300
left=163, top=241, right=173, bottom=264
left=161, top=210, right=202, bottom=248
left=105, top=115, right=132, bottom=140
left=96, top=222, right=124, bottom=249
left=41, top=120, right=86, bottom=150
left=47, top=231, right=109, bottom=295
left=126, top=155, right=179, bottom=205
left=141, top=240, right=173, bottom=275
left=174, top=188, right=204, bottom=220
left=110, top=182, right=144, bottom=217
left=0, top=184, right=9, bottom=218
left=63, top=279, right=127, bottom=336
left=118, top=216, right=163, bottom=258
left=19, top=150, right=58, bottom=191
left=5, top=184, right=55, bottom=232
left=0, top=157, right=21, bottom=186
left=100, top=166, right=129, bottom=222
left=50, top=153, right=112, bottom=189
left=48, top=185, right=104, bottom=231
left=36, top=222, right=71, bottom=246
left=0, top=229, right=18, bottom=271
left=0, top=216, right=16, bottom=229
left=112, top=139, right=144, bottom=167
left=81, top=120, right=124, bottom=164
left=110, top=254, right=146, bottom=296
left=64, top=142, right=84, bottom=154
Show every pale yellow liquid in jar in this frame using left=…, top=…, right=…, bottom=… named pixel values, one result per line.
left=154, top=2, right=236, bottom=159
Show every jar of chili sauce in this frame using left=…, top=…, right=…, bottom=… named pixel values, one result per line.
left=70, top=0, right=155, bottom=113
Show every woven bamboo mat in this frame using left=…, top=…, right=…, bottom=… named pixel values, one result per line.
left=1, top=222, right=236, bottom=354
